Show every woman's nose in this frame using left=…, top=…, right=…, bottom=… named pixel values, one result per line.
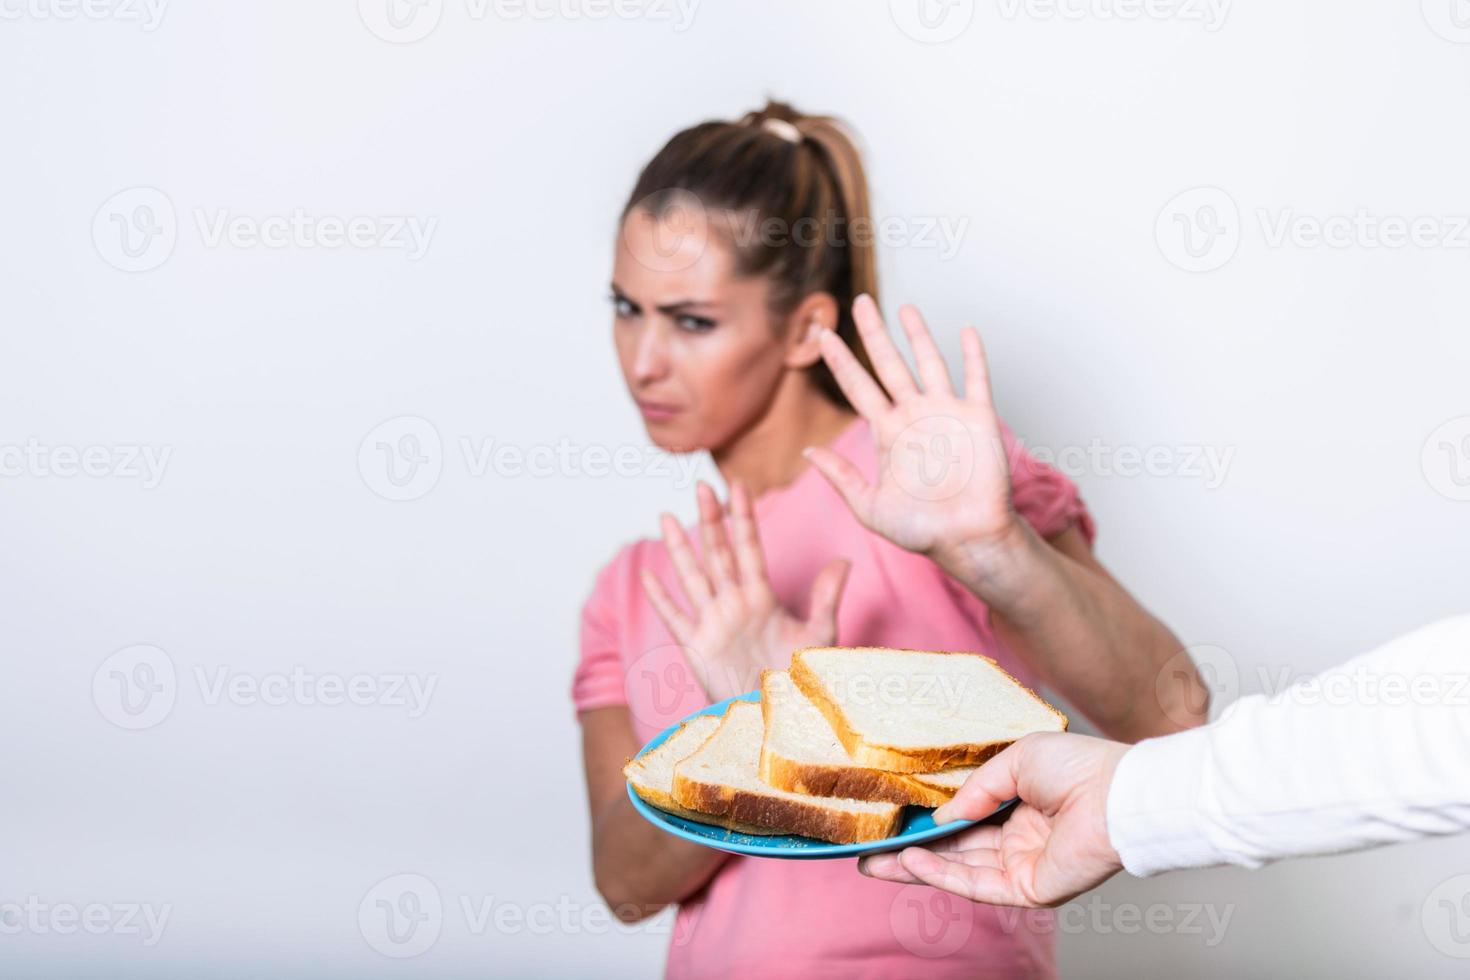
left=632, top=321, right=670, bottom=383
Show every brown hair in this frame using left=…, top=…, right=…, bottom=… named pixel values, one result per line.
left=622, top=100, right=880, bottom=408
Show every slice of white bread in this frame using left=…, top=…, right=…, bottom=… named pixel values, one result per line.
left=758, top=669, right=976, bottom=808
left=624, top=715, right=777, bottom=834
left=907, top=767, right=976, bottom=794
left=789, top=647, right=1068, bottom=773
left=671, top=701, right=904, bottom=844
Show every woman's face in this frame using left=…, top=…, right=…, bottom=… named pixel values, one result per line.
left=611, top=207, right=792, bottom=453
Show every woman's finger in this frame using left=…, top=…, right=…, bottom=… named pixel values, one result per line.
left=850, top=293, right=918, bottom=400
left=696, top=482, right=739, bottom=590
left=805, top=558, right=851, bottom=642
left=818, top=330, right=890, bottom=421
left=960, top=325, right=996, bottom=411
left=660, top=512, right=712, bottom=609
left=640, top=570, right=692, bottom=645
left=897, top=304, right=954, bottom=396
left=727, top=480, right=770, bottom=594
left=803, top=446, right=874, bottom=528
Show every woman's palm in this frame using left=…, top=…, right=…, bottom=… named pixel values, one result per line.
left=808, top=297, right=1017, bottom=558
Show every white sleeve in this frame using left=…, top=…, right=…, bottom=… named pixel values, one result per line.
left=1106, top=615, right=1470, bottom=877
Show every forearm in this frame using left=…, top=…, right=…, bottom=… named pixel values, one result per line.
left=1108, top=615, right=1470, bottom=876
left=591, top=791, right=728, bottom=919
left=937, top=519, right=1205, bottom=741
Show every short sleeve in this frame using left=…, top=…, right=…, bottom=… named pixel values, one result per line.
left=1001, top=421, right=1095, bottom=545
left=571, top=555, right=630, bottom=715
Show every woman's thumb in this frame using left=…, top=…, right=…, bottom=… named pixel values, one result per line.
left=805, top=558, right=852, bottom=641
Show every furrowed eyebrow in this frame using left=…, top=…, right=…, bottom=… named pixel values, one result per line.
left=609, top=283, right=720, bottom=315
left=655, top=300, right=720, bottom=315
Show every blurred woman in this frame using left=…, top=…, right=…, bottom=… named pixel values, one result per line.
left=574, top=100, right=1204, bottom=979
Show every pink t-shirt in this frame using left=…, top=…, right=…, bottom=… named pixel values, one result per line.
left=574, top=417, right=1093, bottom=980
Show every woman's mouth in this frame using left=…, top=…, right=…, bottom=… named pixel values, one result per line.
left=637, top=400, right=681, bottom=422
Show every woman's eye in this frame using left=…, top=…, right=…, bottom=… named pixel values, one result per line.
left=611, top=296, right=637, bottom=318
left=676, top=314, right=717, bottom=333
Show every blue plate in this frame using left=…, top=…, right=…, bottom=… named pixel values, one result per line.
left=626, top=691, right=1013, bottom=859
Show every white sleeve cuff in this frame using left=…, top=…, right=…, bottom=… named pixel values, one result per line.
left=1105, top=726, right=1238, bottom=877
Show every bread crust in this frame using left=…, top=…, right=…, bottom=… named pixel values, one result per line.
left=757, top=669, right=956, bottom=807
left=789, top=647, right=1069, bottom=773
left=669, top=771, right=902, bottom=844
left=628, top=782, right=781, bottom=836
left=758, top=747, right=954, bottom=807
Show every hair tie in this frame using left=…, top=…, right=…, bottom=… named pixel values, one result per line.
left=761, top=118, right=802, bottom=144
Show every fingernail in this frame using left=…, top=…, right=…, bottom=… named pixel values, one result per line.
left=801, top=446, right=814, bottom=458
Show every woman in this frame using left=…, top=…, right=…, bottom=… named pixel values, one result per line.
left=575, top=101, right=1204, bottom=979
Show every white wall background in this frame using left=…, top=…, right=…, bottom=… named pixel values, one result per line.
left=3, top=1, right=1468, bottom=976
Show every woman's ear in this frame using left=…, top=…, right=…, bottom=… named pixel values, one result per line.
left=782, top=292, right=841, bottom=369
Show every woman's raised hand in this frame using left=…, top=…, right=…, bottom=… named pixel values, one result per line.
left=806, top=295, right=1019, bottom=572
left=641, top=480, right=851, bottom=703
